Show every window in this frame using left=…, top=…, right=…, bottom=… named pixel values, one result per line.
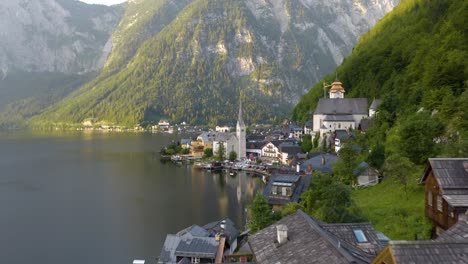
left=282, top=187, right=287, bottom=196
left=428, top=190, right=433, bottom=206
left=191, top=257, right=200, bottom=263
left=437, top=195, right=443, bottom=212
left=353, top=229, right=368, bottom=243
left=272, top=186, right=278, bottom=195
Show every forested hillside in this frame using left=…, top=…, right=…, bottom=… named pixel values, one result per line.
left=33, top=0, right=397, bottom=127
left=293, top=0, right=467, bottom=161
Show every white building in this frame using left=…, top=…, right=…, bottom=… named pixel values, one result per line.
left=312, top=80, right=369, bottom=137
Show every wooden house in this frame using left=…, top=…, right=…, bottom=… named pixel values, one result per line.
left=419, top=158, right=468, bottom=236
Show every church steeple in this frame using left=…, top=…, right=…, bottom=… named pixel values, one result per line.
left=329, top=79, right=346, bottom=99
left=236, top=98, right=246, bottom=159
left=237, top=100, right=245, bottom=128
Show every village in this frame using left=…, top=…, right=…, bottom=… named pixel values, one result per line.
left=153, top=81, right=468, bottom=264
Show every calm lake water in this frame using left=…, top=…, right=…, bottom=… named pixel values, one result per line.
left=0, top=131, right=264, bottom=264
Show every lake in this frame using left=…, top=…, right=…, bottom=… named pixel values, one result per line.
left=0, top=131, right=264, bottom=264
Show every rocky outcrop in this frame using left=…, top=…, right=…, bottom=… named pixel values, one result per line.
left=0, top=0, right=123, bottom=75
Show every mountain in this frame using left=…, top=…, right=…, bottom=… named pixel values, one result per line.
left=0, top=0, right=124, bottom=75
left=293, top=0, right=467, bottom=157
left=0, top=0, right=124, bottom=128
left=34, top=0, right=398, bottom=127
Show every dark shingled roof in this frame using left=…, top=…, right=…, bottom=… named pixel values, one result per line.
left=175, top=237, right=218, bottom=258
left=420, top=158, right=468, bottom=195
left=248, top=210, right=381, bottom=264
left=320, top=223, right=383, bottom=256
left=301, top=154, right=338, bottom=174
left=387, top=241, right=468, bottom=263
left=263, top=175, right=311, bottom=205
left=203, top=218, right=239, bottom=247
left=436, top=214, right=468, bottom=242
left=315, top=98, right=368, bottom=115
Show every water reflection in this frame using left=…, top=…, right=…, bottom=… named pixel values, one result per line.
left=0, top=131, right=264, bottom=264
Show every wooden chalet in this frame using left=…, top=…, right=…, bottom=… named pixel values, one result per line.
left=419, top=158, right=468, bottom=236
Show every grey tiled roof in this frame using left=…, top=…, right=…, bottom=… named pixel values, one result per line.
left=176, top=225, right=210, bottom=238
left=420, top=158, right=468, bottom=195
left=388, top=240, right=468, bottom=263
left=301, top=154, right=338, bottom=174
left=159, top=234, right=181, bottom=263
left=249, top=210, right=379, bottom=264
left=323, top=115, right=355, bottom=121
left=436, top=216, right=468, bottom=242
left=320, top=223, right=383, bottom=255
left=203, top=218, right=239, bottom=246
left=442, top=195, right=468, bottom=207
left=315, top=98, right=368, bottom=115
left=175, top=237, right=218, bottom=258
left=263, top=175, right=311, bottom=205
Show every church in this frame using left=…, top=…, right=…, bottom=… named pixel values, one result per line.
left=310, top=80, right=379, bottom=138
left=211, top=101, right=246, bottom=159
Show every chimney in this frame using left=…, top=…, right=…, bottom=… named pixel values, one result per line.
left=276, top=225, right=288, bottom=244
left=321, top=156, right=326, bottom=165
left=220, top=220, right=226, bottom=230
left=296, top=164, right=300, bottom=173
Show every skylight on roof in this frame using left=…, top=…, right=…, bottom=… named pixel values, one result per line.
left=353, top=229, right=368, bottom=243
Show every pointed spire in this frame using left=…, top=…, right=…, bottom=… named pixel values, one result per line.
left=237, top=97, right=245, bottom=127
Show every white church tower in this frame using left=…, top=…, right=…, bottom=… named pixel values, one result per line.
left=236, top=100, right=246, bottom=159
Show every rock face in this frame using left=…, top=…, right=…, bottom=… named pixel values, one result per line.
left=0, top=0, right=124, bottom=77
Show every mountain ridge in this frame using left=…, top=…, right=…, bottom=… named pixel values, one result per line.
left=34, top=0, right=398, bottom=127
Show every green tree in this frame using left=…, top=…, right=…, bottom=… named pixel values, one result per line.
left=203, top=148, right=213, bottom=158
left=229, top=150, right=237, bottom=161
left=313, top=133, right=320, bottom=149
left=301, top=172, right=365, bottom=223
left=399, top=112, right=444, bottom=164
left=248, top=193, right=275, bottom=232
left=300, top=134, right=312, bottom=153
left=383, top=155, right=415, bottom=199
left=333, top=143, right=361, bottom=185
left=367, top=143, right=385, bottom=171
left=281, top=202, right=303, bottom=217
left=217, top=143, right=226, bottom=161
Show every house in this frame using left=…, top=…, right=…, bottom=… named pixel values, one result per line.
left=246, top=141, right=264, bottom=159
left=290, top=126, right=304, bottom=139
left=301, top=153, right=338, bottom=174
left=158, top=119, right=170, bottom=129
left=180, top=139, right=192, bottom=149
left=262, top=174, right=311, bottom=210
left=304, top=120, right=314, bottom=136
left=419, top=158, right=468, bottom=235
left=334, top=130, right=355, bottom=152
left=354, top=162, right=380, bottom=187
left=159, top=219, right=239, bottom=264
left=261, top=141, right=282, bottom=163
left=278, top=142, right=302, bottom=165
left=216, top=126, right=231, bottom=133
left=248, top=210, right=384, bottom=264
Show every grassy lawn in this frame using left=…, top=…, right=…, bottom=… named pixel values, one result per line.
left=352, top=175, right=433, bottom=240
